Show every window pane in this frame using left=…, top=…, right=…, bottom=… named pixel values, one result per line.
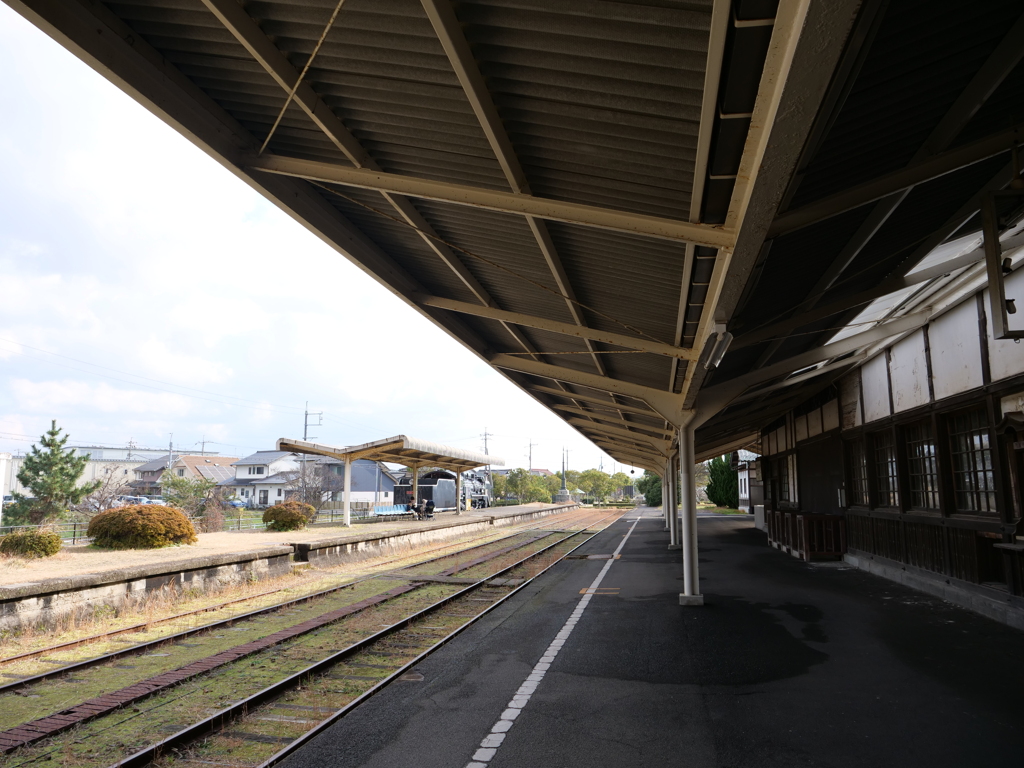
left=948, top=408, right=997, bottom=514
left=905, top=420, right=939, bottom=510
left=847, top=439, right=869, bottom=506
left=873, top=431, right=899, bottom=508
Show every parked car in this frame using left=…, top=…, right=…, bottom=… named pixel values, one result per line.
left=227, top=499, right=246, bottom=508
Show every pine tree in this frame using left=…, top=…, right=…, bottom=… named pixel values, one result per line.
left=11, top=421, right=100, bottom=525
left=706, top=453, right=739, bottom=509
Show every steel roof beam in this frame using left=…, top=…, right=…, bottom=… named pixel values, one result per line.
left=488, top=354, right=692, bottom=427
left=590, top=435, right=669, bottom=460
left=698, top=311, right=929, bottom=419
left=564, top=415, right=675, bottom=442
left=676, top=0, right=816, bottom=408
left=417, top=294, right=699, bottom=361
left=729, top=354, right=866, bottom=404
left=248, top=155, right=735, bottom=248
left=733, top=229, right=1024, bottom=350
left=551, top=405, right=675, bottom=437
left=666, top=1, right=729, bottom=395
left=768, top=126, right=1020, bottom=238
left=591, top=439, right=668, bottom=464
left=568, top=423, right=671, bottom=454
left=529, top=386, right=659, bottom=417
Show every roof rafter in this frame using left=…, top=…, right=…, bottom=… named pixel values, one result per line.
left=678, top=0, right=815, bottom=408
left=551, top=405, right=675, bottom=437
left=667, top=1, right=730, bottom=394
left=417, top=294, right=699, bottom=361
left=489, top=354, right=692, bottom=427
left=767, top=126, right=1020, bottom=239
left=529, top=386, right=659, bottom=418
left=698, top=311, right=929, bottom=419
left=248, top=154, right=734, bottom=248
left=566, top=416, right=675, bottom=444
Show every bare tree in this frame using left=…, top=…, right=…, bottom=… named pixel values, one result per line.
left=72, top=463, right=134, bottom=518
left=287, top=460, right=344, bottom=510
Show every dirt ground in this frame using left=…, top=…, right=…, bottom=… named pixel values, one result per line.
left=0, top=505, right=555, bottom=586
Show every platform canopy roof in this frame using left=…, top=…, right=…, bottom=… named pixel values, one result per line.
left=12, top=0, right=1024, bottom=471
left=277, top=435, right=501, bottom=472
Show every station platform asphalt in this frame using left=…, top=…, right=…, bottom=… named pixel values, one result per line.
left=280, top=507, right=1024, bottom=768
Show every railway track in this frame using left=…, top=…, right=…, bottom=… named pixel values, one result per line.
left=0, top=508, right=621, bottom=768
left=0, top=506, right=595, bottom=682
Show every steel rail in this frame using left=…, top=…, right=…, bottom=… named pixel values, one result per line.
left=0, top=508, right=587, bottom=693
left=0, top=513, right=605, bottom=756
left=106, top=510, right=624, bottom=768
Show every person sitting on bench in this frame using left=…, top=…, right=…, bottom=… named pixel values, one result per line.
left=424, top=499, right=435, bottom=519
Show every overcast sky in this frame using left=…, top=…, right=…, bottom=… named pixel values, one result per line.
left=0, top=6, right=637, bottom=476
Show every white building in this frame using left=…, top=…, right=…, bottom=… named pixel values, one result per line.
left=735, top=450, right=763, bottom=515
left=219, top=450, right=300, bottom=507
left=3, top=454, right=142, bottom=498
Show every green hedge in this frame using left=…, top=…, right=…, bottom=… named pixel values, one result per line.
left=0, top=530, right=63, bottom=558
left=263, top=500, right=315, bottom=531
left=88, top=505, right=198, bottom=549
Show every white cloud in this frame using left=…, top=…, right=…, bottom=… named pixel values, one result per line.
left=9, top=379, right=193, bottom=417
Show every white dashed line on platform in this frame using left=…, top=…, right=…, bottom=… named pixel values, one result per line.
left=463, top=515, right=642, bottom=767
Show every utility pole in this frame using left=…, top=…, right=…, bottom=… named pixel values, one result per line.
left=527, top=439, right=537, bottom=473
left=167, top=434, right=173, bottom=469
left=481, top=428, right=493, bottom=502
left=302, top=402, right=323, bottom=504
left=197, top=435, right=208, bottom=456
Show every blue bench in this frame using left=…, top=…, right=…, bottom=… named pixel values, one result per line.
left=372, top=504, right=414, bottom=519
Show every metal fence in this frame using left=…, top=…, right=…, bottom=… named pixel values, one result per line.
left=225, top=504, right=413, bottom=531
left=0, top=521, right=93, bottom=545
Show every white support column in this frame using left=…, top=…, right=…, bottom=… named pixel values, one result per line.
left=667, top=454, right=680, bottom=549
left=679, top=425, right=703, bottom=606
left=343, top=456, right=352, bottom=528
left=455, top=470, right=463, bottom=515
left=663, top=463, right=671, bottom=531
left=412, top=465, right=420, bottom=511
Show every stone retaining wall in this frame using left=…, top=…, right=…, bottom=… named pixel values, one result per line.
left=0, top=546, right=293, bottom=632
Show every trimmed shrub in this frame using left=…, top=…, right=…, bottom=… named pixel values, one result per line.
left=262, top=501, right=315, bottom=531
left=88, top=505, right=198, bottom=549
left=0, top=529, right=63, bottom=558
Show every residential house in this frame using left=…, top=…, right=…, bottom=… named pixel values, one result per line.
left=218, top=451, right=300, bottom=507
left=130, top=454, right=179, bottom=495
left=166, top=455, right=239, bottom=485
